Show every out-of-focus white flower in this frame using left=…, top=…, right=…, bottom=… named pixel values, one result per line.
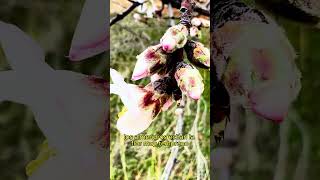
left=152, top=0, right=163, bottom=12
left=0, top=21, right=108, bottom=179
left=174, top=64, right=204, bottom=100
left=191, top=17, right=210, bottom=28
left=191, top=17, right=202, bottom=27
left=137, top=1, right=154, bottom=18
left=160, top=24, right=189, bottom=53
left=111, top=69, right=171, bottom=135
left=189, top=26, right=200, bottom=37
left=133, top=13, right=143, bottom=22
left=68, top=0, right=108, bottom=61
left=200, top=18, right=210, bottom=28
left=132, top=44, right=167, bottom=80
left=220, top=22, right=301, bottom=122
left=136, top=0, right=163, bottom=18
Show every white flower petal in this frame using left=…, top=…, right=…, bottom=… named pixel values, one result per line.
left=117, top=109, right=154, bottom=135
left=249, top=82, right=291, bottom=122
left=54, top=70, right=108, bottom=145
left=29, top=150, right=108, bottom=180
left=0, top=21, right=52, bottom=73
left=110, top=69, right=147, bottom=112
left=68, top=0, right=108, bottom=61
left=110, top=68, right=125, bottom=85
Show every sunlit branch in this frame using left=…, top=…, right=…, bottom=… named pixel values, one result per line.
left=110, top=0, right=143, bottom=26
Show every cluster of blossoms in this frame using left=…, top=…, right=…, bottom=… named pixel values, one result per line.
left=111, top=21, right=210, bottom=135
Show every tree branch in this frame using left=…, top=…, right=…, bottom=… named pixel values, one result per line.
left=110, top=0, right=142, bottom=26
left=162, top=0, right=210, bottom=16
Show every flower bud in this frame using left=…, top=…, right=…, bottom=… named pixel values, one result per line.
left=160, top=24, right=188, bottom=53
left=132, top=44, right=167, bottom=80
left=174, top=63, right=204, bottom=100
left=185, top=40, right=210, bottom=68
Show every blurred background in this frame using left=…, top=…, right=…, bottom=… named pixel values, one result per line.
left=0, top=0, right=107, bottom=179
left=213, top=0, right=320, bottom=180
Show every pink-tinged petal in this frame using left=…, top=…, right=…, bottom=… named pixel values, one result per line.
left=0, top=21, right=52, bottom=73
left=132, top=44, right=167, bottom=80
left=221, top=22, right=301, bottom=123
left=160, top=24, right=188, bottom=53
left=131, top=66, right=149, bottom=81
left=251, top=48, right=274, bottom=80
left=68, top=0, right=108, bottom=61
left=248, top=83, right=291, bottom=122
left=161, top=37, right=176, bottom=52
left=188, top=89, right=201, bottom=100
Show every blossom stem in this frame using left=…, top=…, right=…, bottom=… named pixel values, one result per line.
left=110, top=0, right=143, bottom=26
left=160, top=95, right=185, bottom=180
left=193, top=99, right=209, bottom=179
